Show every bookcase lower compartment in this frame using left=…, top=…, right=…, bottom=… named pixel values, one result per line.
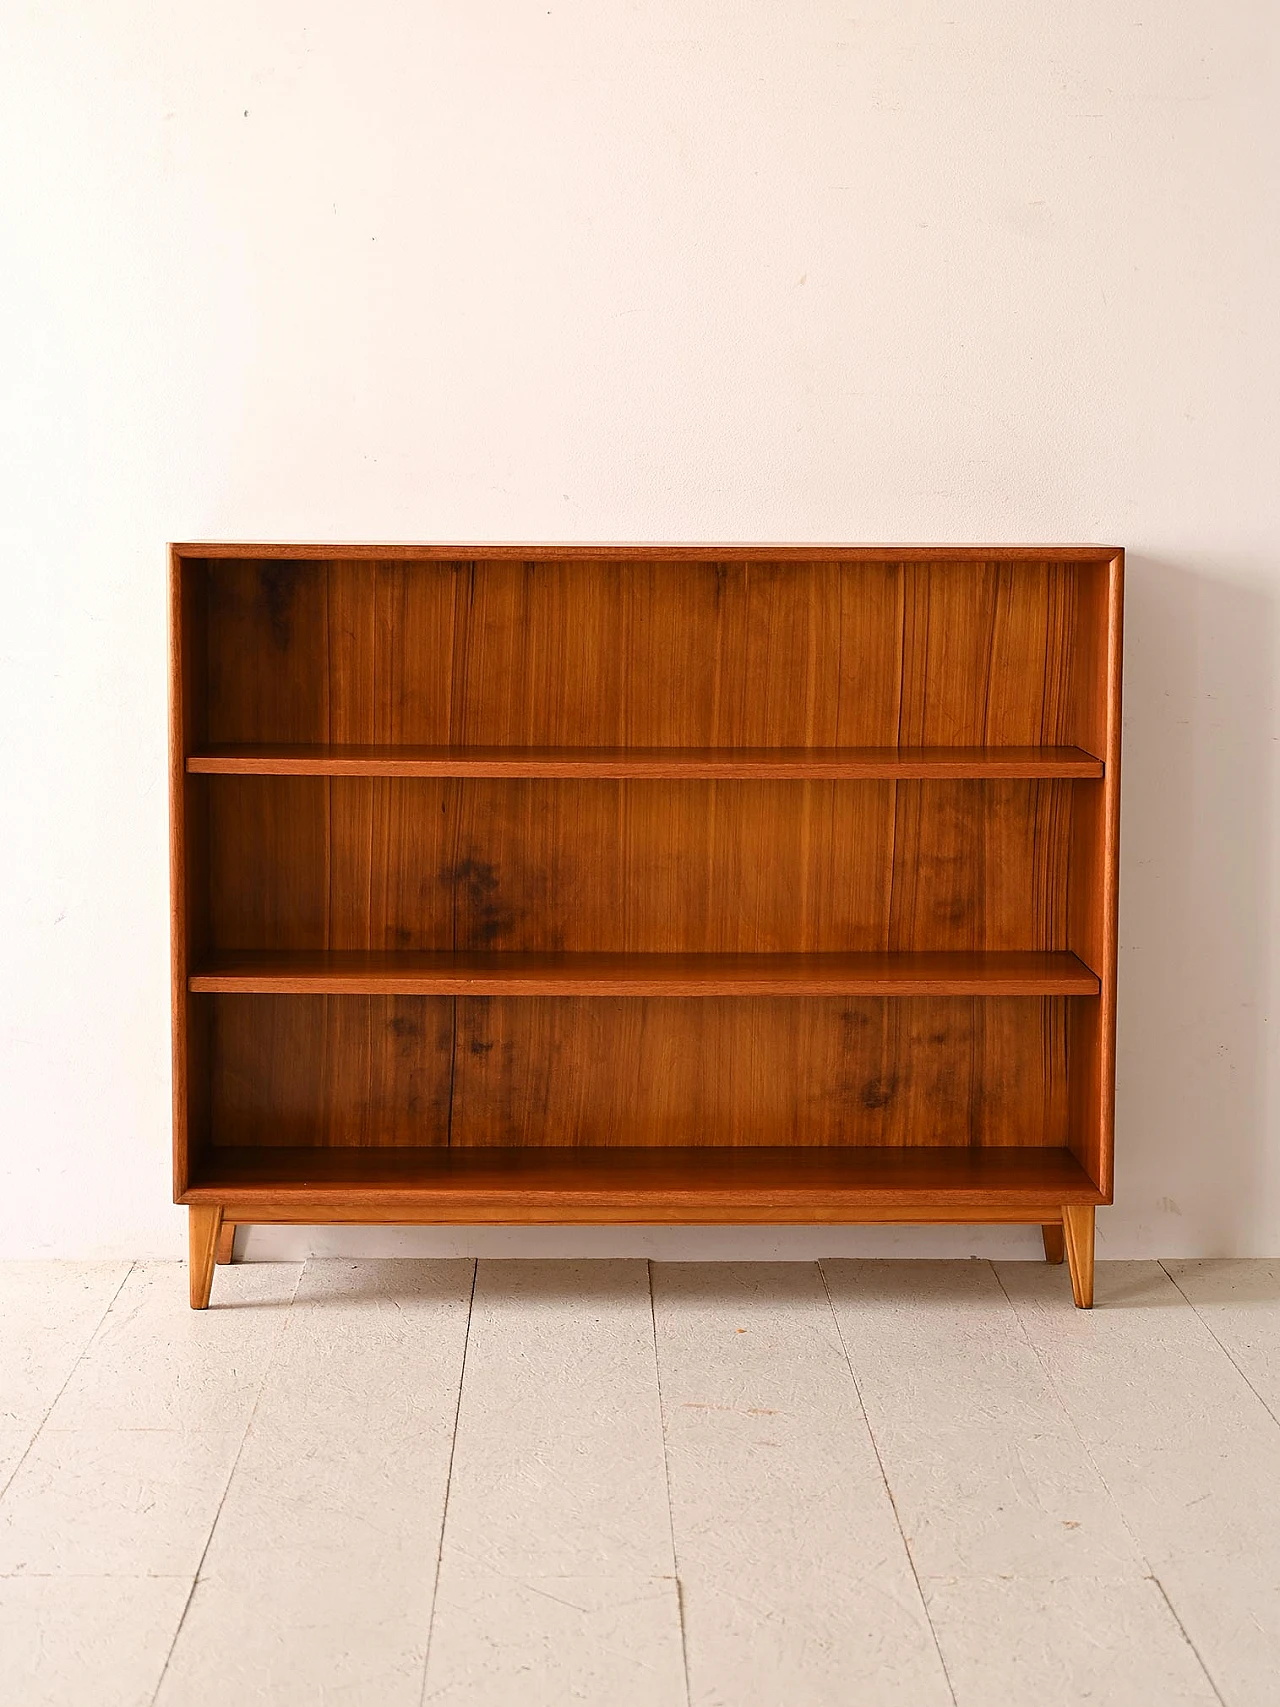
left=192, top=991, right=1083, bottom=1151
left=180, top=991, right=1107, bottom=1307
left=183, top=1147, right=1103, bottom=1309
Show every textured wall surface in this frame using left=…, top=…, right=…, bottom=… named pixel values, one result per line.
left=2, top=2, right=1276, bottom=1256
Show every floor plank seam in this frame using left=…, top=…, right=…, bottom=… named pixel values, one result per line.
left=647, top=1260, right=693, bottom=1707
left=1148, top=1572, right=1229, bottom=1707
left=1158, top=1259, right=1280, bottom=1433
left=816, top=1258, right=959, bottom=1707
left=146, top=1259, right=305, bottom=1707
left=0, top=1260, right=135, bottom=1505
left=416, top=1257, right=478, bottom=1707
left=991, top=1262, right=1230, bottom=1707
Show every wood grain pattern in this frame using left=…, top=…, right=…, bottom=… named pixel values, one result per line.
left=198, top=992, right=1073, bottom=1150
left=187, top=1205, right=222, bottom=1309
left=1041, top=1222, right=1066, bottom=1264
left=203, top=777, right=1076, bottom=954
left=1063, top=1203, right=1097, bottom=1307
left=188, top=744, right=1105, bottom=780
left=450, top=556, right=904, bottom=748
left=183, top=1145, right=1105, bottom=1218
left=214, top=1221, right=235, bottom=1264
left=206, top=994, right=453, bottom=1148
left=896, top=560, right=1074, bottom=748
left=885, top=780, right=1071, bottom=955
left=450, top=995, right=1072, bottom=1148
left=191, top=950, right=1099, bottom=997
left=196, top=556, right=1100, bottom=752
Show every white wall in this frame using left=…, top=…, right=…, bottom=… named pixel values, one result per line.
left=2, top=1, right=1276, bottom=1260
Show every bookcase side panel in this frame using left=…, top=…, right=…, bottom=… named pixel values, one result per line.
left=1066, top=555, right=1123, bottom=1193
left=170, top=553, right=211, bottom=1197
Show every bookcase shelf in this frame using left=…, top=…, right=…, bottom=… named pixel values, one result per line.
left=170, top=544, right=1123, bottom=1309
left=187, top=1145, right=1106, bottom=1220
left=187, top=743, right=1105, bottom=780
left=190, top=949, right=1101, bottom=997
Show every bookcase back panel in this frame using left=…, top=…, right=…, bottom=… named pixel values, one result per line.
left=196, top=556, right=1089, bottom=751
left=205, top=776, right=1072, bottom=954
left=204, top=993, right=1070, bottom=1150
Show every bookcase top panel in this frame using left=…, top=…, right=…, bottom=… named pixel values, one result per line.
left=173, top=543, right=1122, bottom=563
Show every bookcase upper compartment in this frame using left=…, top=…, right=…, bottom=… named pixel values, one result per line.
left=185, top=553, right=1103, bottom=755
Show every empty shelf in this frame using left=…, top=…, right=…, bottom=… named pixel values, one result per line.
left=190, top=950, right=1101, bottom=997
left=183, top=1144, right=1107, bottom=1218
left=187, top=744, right=1105, bottom=780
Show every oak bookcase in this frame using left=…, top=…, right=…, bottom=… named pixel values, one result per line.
left=170, top=545, right=1122, bottom=1309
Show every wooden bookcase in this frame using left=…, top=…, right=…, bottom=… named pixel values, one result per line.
left=170, top=545, right=1122, bottom=1309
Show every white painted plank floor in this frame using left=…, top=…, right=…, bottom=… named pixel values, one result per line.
left=1, top=1259, right=1278, bottom=1706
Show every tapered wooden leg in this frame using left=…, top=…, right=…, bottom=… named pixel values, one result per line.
left=189, top=1206, right=223, bottom=1310
left=1062, top=1205, right=1095, bottom=1308
left=1041, top=1222, right=1065, bottom=1265
left=215, top=1221, right=236, bottom=1265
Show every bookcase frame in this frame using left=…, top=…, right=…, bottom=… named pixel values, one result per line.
left=170, top=544, right=1122, bottom=1308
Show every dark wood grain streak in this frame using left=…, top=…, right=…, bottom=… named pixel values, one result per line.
left=206, top=994, right=453, bottom=1148
left=199, top=557, right=1100, bottom=751
left=203, top=777, right=1077, bottom=955
left=200, top=992, right=1076, bottom=1150
left=449, top=995, right=1074, bottom=1149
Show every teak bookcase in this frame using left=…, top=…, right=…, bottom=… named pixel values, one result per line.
left=170, top=545, right=1122, bottom=1309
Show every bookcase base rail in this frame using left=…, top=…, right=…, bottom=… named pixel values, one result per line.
left=188, top=1202, right=1097, bottom=1310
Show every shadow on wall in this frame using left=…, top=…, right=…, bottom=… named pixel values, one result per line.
left=1116, top=555, right=1275, bottom=1256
